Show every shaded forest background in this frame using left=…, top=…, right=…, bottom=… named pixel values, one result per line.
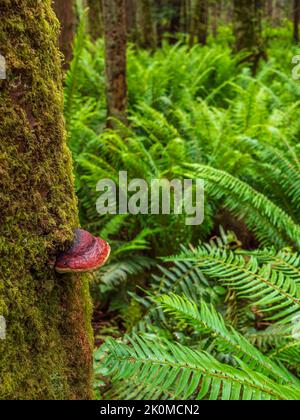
left=52, top=0, right=300, bottom=400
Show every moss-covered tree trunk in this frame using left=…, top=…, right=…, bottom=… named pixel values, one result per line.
left=0, top=0, right=93, bottom=400
left=102, top=0, right=128, bottom=128
left=53, top=0, right=77, bottom=69
left=233, top=0, right=264, bottom=73
left=87, top=0, right=103, bottom=41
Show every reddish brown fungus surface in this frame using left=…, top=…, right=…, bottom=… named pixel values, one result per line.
left=55, top=229, right=111, bottom=274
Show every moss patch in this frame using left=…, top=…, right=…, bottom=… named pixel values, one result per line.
left=0, top=0, right=93, bottom=400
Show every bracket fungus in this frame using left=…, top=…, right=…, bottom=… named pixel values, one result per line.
left=55, top=229, right=111, bottom=274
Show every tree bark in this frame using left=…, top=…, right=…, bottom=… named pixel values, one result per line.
left=126, top=0, right=137, bottom=39
left=0, top=0, right=93, bottom=399
left=273, top=0, right=285, bottom=25
left=266, top=0, right=274, bottom=21
left=211, top=0, right=221, bottom=38
left=169, top=0, right=182, bottom=44
left=137, top=0, right=156, bottom=49
left=294, top=0, right=300, bottom=43
left=189, top=0, right=209, bottom=46
left=102, top=0, right=128, bottom=127
left=87, top=0, right=103, bottom=41
left=53, top=0, right=77, bottom=69
left=155, top=0, right=165, bottom=46
left=233, top=0, right=264, bottom=73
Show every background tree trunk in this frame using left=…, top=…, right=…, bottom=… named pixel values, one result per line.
left=0, top=0, right=93, bottom=399
left=53, top=0, right=77, bottom=69
left=233, top=0, right=264, bottom=72
left=180, top=0, right=190, bottom=34
left=273, top=0, right=285, bottom=25
left=294, top=0, right=300, bottom=43
left=189, top=0, right=209, bottom=46
left=155, top=0, right=165, bottom=46
left=126, top=0, right=138, bottom=40
left=136, top=0, right=156, bottom=49
left=169, top=0, right=182, bottom=43
left=102, top=0, right=128, bottom=127
left=266, top=0, right=274, bottom=22
left=211, top=0, right=222, bottom=38
left=87, top=0, right=103, bottom=41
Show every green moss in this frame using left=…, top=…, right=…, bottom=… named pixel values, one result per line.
left=0, top=0, right=93, bottom=400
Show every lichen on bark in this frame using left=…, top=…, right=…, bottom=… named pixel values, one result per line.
left=0, top=0, right=93, bottom=400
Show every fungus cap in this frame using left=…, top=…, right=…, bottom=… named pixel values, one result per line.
left=55, top=229, right=110, bottom=273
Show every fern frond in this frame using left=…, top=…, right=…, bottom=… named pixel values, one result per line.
left=101, top=335, right=300, bottom=400
left=151, top=260, right=210, bottom=299
left=154, top=294, right=297, bottom=385
left=97, top=256, right=155, bottom=293
left=241, top=138, right=300, bottom=219
left=178, top=164, right=300, bottom=248
left=131, top=261, right=211, bottom=333
left=269, top=340, right=300, bottom=371
left=245, top=248, right=300, bottom=285
left=168, top=245, right=300, bottom=325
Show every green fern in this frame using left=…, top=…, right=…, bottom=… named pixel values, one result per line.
left=169, top=245, right=300, bottom=325
left=154, top=294, right=297, bottom=385
left=101, top=335, right=300, bottom=400
left=178, top=164, right=300, bottom=248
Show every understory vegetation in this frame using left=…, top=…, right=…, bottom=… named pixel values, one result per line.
left=66, top=20, right=300, bottom=400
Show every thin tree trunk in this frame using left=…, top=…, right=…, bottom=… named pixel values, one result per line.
left=126, top=0, right=137, bottom=40
left=169, top=0, right=182, bottom=44
left=211, top=0, right=221, bottom=38
left=189, top=0, right=209, bottom=46
left=137, top=0, right=156, bottom=49
left=53, top=0, right=77, bottom=69
left=87, top=0, right=103, bottom=41
left=0, top=0, right=93, bottom=399
left=273, top=0, right=285, bottom=25
left=267, top=0, right=274, bottom=20
left=102, top=0, right=128, bottom=127
left=155, top=0, right=165, bottom=46
left=233, top=0, right=264, bottom=73
left=294, top=0, right=300, bottom=43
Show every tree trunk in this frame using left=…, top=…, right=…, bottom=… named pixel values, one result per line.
left=0, top=0, right=93, bottom=400
left=87, top=0, right=103, bottom=41
left=102, top=0, right=128, bottom=127
left=53, top=0, right=77, bottom=69
left=233, top=0, right=264, bottom=73
left=169, top=0, right=182, bottom=44
left=267, top=0, right=274, bottom=21
left=126, top=0, right=137, bottom=40
left=294, top=0, right=300, bottom=43
left=155, top=0, right=165, bottom=46
left=273, top=0, right=285, bottom=25
left=136, top=0, right=156, bottom=49
left=189, top=0, right=209, bottom=46
left=211, top=0, right=221, bottom=38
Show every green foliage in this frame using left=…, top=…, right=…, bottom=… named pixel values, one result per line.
left=66, top=18, right=300, bottom=400
left=100, top=335, right=300, bottom=400
left=98, top=244, right=300, bottom=400
left=67, top=29, right=300, bottom=254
